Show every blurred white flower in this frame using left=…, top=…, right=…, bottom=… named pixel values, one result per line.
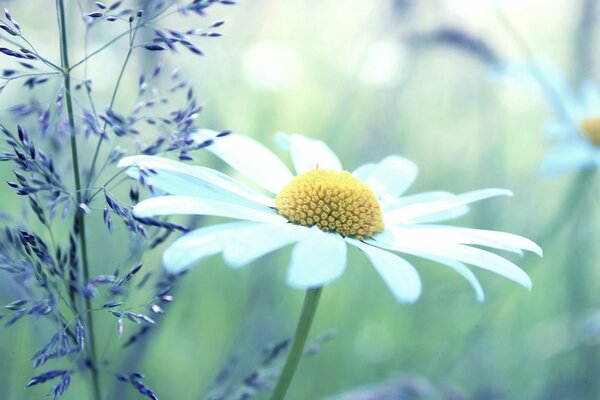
left=241, top=41, right=303, bottom=90
left=119, top=132, right=540, bottom=303
left=501, top=61, right=600, bottom=175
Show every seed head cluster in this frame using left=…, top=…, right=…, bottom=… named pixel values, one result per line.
left=580, top=116, right=600, bottom=146
left=275, top=169, right=384, bottom=239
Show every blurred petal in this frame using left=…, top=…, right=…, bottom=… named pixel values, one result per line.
left=368, top=230, right=532, bottom=289
left=385, top=189, right=512, bottom=224
left=287, top=228, right=347, bottom=288
left=134, top=195, right=286, bottom=224
left=222, top=223, right=309, bottom=268
left=348, top=238, right=421, bottom=303
left=414, top=253, right=485, bottom=302
left=540, top=142, right=596, bottom=176
left=581, top=84, right=600, bottom=114
left=163, top=222, right=252, bottom=274
left=497, top=60, right=579, bottom=118
left=543, top=121, right=576, bottom=140
left=119, top=155, right=274, bottom=207
left=279, top=132, right=343, bottom=174
left=192, top=131, right=294, bottom=193
left=354, top=156, right=418, bottom=198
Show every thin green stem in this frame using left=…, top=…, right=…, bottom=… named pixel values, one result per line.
left=0, top=71, right=61, bottom=82
left=20, top=35, right=63, bottom=71
left=56, top=1, right=101, bottom=400
left=271, top=288, right=323, bottom=400
left=0, top=33, right=61, bottom=71
left=68, top=6, right=174, bottom=71
left=88, top=169, right=127, bottom=203
left=86, top=17, right=142, bottom=188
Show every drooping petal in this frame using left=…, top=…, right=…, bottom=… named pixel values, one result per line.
left=405, top=251, right=484, bottom=302
left=133, top=195, right=286, bottom=224
left=347, top=238, right=421, bottom=303
left=286, top=227, right=347, bottom=288
left=385, top=226, right=542, bottom=256
left=163, top=222, right=252, bottom=274
left=277, top=132, right=343, bottom=174
left=221, top=223, right=309, bottom=268
left=119, top=155, right=275, bottom=207
left=353, top=156, right=418, bottom=199
left=384, top=189, right=512, bottom=224
left=367, top=230, right=532, bottom=289
left=191, top=131, right=294, bottom=193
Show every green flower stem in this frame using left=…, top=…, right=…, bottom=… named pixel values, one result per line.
left=56, top=2, right=101, bottom=400
left=271, top=287, right=323, bottom=400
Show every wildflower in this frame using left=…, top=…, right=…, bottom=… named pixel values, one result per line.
left=501, top=61, right=600, bottom=175
left=119, top=131, right=540, bottom=303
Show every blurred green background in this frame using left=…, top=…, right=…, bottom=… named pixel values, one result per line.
left=0, top=0, right=599, bottom=399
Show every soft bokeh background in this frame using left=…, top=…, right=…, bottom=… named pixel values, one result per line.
left=1, top=0, right=599, bottom=399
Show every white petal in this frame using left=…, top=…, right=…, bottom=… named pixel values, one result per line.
left=163, top=222, right=251, bottom=273
left=385, top=189, right=512, bottom=224
left=407, top=252, right=484, bottom=302
left=133, top=195, right=286, bottom=224
left=365, top=230, right=485, bottom=301
left=581, top=84, right=600, bottom=112
left=497, top=60, right=579, bottom=117
left=354, top=156, right=418, bottom=198
left=386, top=226, right=542, bottom=256
left=430, top=257, right=484, bottom=302
left=384, top=191, right=455, bottom=207
left=119, top=155, right=275, bottom=207
left=381, top=191, right=469, bottom=221
left=393, top=207, right=469, bottom=224
left=542, top=121, right=576, bottom=140
left=283, top=133, right=343, bottom=173
left=367, top=232, right=532, bottom=289
left=352, top=162, right=375, bottom=181
left=453, top=188, right=513, bottom=203
left=286, top=228, right=347, bottom=288
left=540, top=142, right=596, bottom=176
left=347, top=238, right=421, bottom=303
left=381, top=189, right=455, bottom=208
left=221, top=223, right=309, bottom=268
left=191, top=131, right=294, bottom=193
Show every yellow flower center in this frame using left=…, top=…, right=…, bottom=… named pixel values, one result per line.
left=580, top=116, right=600, bottom=146
left=275, top=169, right=384, bottom=239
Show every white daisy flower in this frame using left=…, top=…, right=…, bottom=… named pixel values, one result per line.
left=118, top=132, right=541, bottom=303
left=500, top=61, right=600, bottom=175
